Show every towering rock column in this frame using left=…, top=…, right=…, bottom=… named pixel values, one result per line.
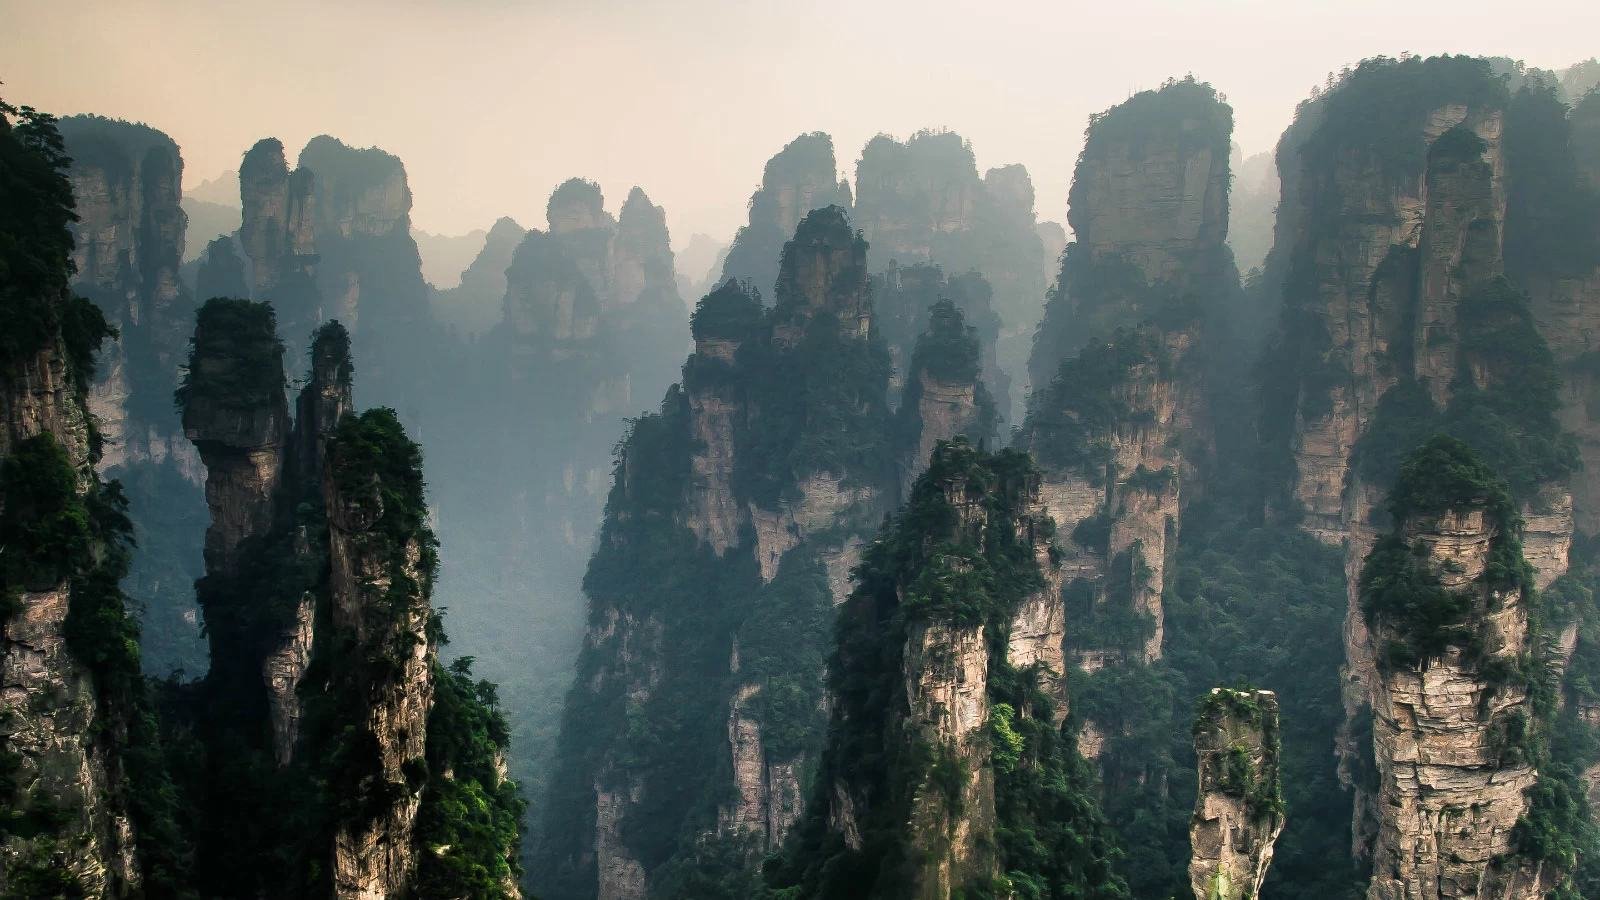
left=1264, top=59, right=1579, bottom=853
left=1362, top=438, right=1554, bottom=900
left=1021, top=78, right=1234, bottom=684
left=58, top=116, right=197, bottom=476
left=239, top=138, right=317, bottom=302
left=324, top=408, right=438, bottom=900
left=773, top=440, right=1115, bottom=899
left=180, top=301, right=290, bottom=577
left=897, top=298, right=998, bottom=495
left=1188, top=689, right=1285, bottom=900
left=683, top=280, right=760, bottom=554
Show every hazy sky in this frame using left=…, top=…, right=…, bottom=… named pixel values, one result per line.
left=4, top=0, right=1597, bottom=247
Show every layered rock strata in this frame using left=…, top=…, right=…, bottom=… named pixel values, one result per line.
left=1188, top=689, right=1284, bottom=900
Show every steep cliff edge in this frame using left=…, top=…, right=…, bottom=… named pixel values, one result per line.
left=766, top=439, right=1125, bottom=900
left=1260, top=56, right=1581, bottom=853
left=58, top=115, right=209, bottom=676
left=1020, top=78, right=1234, bottom=687
left=1188, top=689, right=1284, bottom=900
left=1, top=100, right=189, bottom=898
left=721, top=132, right=851, bottom=298
left=1360, top=438, right=1563, bottom=899
left=177, top=304, right=522, bottom=897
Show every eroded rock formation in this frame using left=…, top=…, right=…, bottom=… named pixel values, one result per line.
left=1, top=108, right=157, bottom=896
left=853, top=131, right=1047, bottom=418
left=1360, top=439, right=1555, bottom=899
left=1261, top=58, right=1580, bottom=851
left=540, top=206, right=902, bottom=899
left=770, top=440, right=1119, bottom=899
left=1188, top=689, right=1284, bottom=900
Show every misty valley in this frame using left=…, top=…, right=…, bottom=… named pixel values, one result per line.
left=6, top=29, right=1600, bottom=900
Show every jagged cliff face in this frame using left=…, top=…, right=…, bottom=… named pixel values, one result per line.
left=1263, top=61, right=1581, bottom=852
left=1021, top=330, right=1181, bottom=675
left=1029, top=77, right=1234, bottom=389
left=853, top=131, right=983, bottom=267
left=1017, top=83, right=1234, bottom=702
left=721, top=132, right=851, bottom=298
left=325, top=420, right=436, bottom=899
left=240, top=137, right=318, bottom=304
left=1189, top=690, right=1284, bottom=900
left=541, top=207, right=906, bottom=899
left=59, top=117, right=198, bottom=475
left=1, top=339, right=138, bottom=896
left=1360, top=447, right=1554, bottom=900
left=178, top=307, right=521, bottom=897
left=772, top=441, right=1121, bottom=900
left=1, top=109, right=147, bottom=896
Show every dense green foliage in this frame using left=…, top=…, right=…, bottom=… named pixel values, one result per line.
left=721, top=132, right=847, bottom=297
left=769, top=440, right=1128, bottom=900
left=1023, top=328, right=1167, bottom=478
left=1353, top=277, right=1577, bottom=502
left=895, top=299, right=998, bottom=459
left=175, top=297, right=287, bottom=412
left=0, top=98, right=80, bottom=374
left=416, top=656, right=527, bottom=897
left=1297, top=55, right=1506, bottom=188
left=734, top=208, right=894, bottom=505
left=0, top=102, right=195, bottom=897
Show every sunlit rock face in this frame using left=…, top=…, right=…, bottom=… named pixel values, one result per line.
left=1188, top=690, right=1284, bottom=900
left=721, top=131, right=851, bottom=300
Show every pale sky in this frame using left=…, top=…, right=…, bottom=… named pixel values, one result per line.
left=3, top=0, right=1596, bottom=244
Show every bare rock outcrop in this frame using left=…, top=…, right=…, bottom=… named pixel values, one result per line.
left=325, top=438, right=436, bottom=899
left=1189, top=689, right=1284, bottom=900
left=1361, top=439, right=1556, bottom=900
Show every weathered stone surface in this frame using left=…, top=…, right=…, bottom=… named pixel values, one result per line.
left=903, top=621, right=998, bottom=897
left=1189, top=690, right=1284, bottom=900
left=1, top=340, right=136, bottom=896
left=1365, top=506, right=1553, bottom=900
left=325, top=468, right=436, bottom=900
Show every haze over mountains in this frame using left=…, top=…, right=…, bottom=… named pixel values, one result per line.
left=6, top=5, right=1600, bottom=900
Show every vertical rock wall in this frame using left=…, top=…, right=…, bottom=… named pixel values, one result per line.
left=1188, top=689, right=1284, bottom=900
